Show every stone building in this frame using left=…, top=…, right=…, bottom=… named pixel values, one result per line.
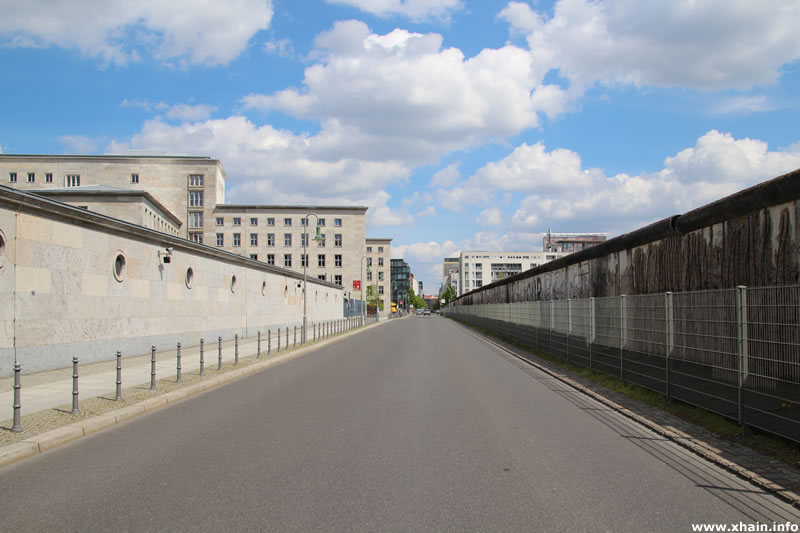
left=365, top=238, right=392, bottom=311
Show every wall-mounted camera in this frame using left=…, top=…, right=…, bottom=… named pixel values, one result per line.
left=159, top=247, right=174, bottom=264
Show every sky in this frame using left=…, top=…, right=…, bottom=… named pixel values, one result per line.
left=2, top=0, right=800, bottom=294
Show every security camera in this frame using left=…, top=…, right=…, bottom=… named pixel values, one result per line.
left=165, top=247, right=174, bottom=254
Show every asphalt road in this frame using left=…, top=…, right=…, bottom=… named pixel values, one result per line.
left=1, top=316, right=799, bottom=532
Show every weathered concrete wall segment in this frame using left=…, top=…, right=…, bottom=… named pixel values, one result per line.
left=454, top=168, right=800, bottom=306
left=0, top=186, right=343, bottom=377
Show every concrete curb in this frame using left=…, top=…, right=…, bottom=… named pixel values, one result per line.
left=0, top=318, right=389, bottom=470
left=463, top=325, right=800, bottom=510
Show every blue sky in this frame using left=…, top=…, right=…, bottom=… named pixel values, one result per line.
left=2, top=0, right=800, bottom=293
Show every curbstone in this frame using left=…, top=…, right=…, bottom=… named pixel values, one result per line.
left=141, top=396, right=170, bottom=412
left=76, top=415, right=117, bottom=436
left=113, top=405, right=146, bottom=423
left=27, top=426, right=84, bottom=452
left=0, top=442, right=39, bottom=468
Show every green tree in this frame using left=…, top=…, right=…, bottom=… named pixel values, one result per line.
left=366, top=285, right=384, bottom=310
left=440, top=285, right=457, bottom=306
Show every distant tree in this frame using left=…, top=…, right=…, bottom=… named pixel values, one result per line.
left=440, top=285, right=457, bottom=306
left=366, top=285, right=384, bottom=310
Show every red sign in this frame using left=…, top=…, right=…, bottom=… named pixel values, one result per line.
left=353, top=280, right=361, bottom=290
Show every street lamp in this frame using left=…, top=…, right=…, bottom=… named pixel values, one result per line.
left=303, top=214, right=324, bottom=343
left=360, top=255, right=370, bottom=321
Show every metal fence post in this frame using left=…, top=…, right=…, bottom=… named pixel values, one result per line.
left=71, top=356, right=80, bottom=414
left=277, top=328, right=281, bottom=352
left=235, top=334, right=239, bottom=364
left=286, top=327, right=289, bottom=348
left=313, top=322, right=316, bottom=340
left=549, top=301, right=554, bottom=355
left=567, top=299, right=573, bottom=361
left=115, top=351, right=123, bottom=401
left=736, top=286, right=749, bottom=427
left=200, top=338, right=205, bottom=376
left=294, top=326, right=297, bottom=347
left=11, top=363, right=22, bottom=432
left=589, top=297, right=595, bottom=372
left=257, top=331, right=261, bottom=359
left=620, top=295, right=626, bottom=384
left=665, top=292, right=673, bottom=402
left=269, top=329, right=272, bottom=354
left=176, top=342, right=182, bottom=383
left=150, top=345, right=157, bottom=390
left=218, top=337, right=223, bottom=370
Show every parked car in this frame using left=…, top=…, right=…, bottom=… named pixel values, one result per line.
left=423, top=309, right=431, bottom=316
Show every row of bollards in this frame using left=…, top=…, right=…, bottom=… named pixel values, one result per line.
left=8, top=318, right=367, bottom=432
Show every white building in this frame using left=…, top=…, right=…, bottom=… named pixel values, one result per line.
left=458, top=250, right=569, bottom=296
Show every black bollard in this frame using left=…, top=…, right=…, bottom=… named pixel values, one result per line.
left=115, top=351, right=122, bottom=401
left=71, top=356, right=80, bottom=414
left=176, top=342, right=182, bottom=383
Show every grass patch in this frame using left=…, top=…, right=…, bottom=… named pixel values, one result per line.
left=459, top=320, right=800, bottom=470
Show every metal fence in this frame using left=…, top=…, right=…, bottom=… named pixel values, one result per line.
left=443, top=285, right=800, bottom=444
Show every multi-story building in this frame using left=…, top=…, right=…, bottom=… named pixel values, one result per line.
left=442, top=257, right=458, bottom=287
left=0, top=153, right=226, bottom=240
left=390, top=258, right=411, bottom=310
left=1, top=154, right=373, bottom=297
left=458, top=250, right=569, bottom=296
left=365, top=238, right=392, bottom=310
left=544, top=232, right=607, bottom=253
left=211, top=204, right=367, bottom=292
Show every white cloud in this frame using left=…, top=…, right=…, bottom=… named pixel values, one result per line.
left=476, top=207, right=502, bottom=227
left=417, top=206, right=437, bottom=217
left=325, top=0, right=463, bottom=20
left=59, top=135, right=99, bottom=153
left=402, top=191, right=433, bottom=207
left=428, top=162, right=461, bottom=188
left=499, top=0, right=800, bottom=90
left=438, top=130, right=800, bottom=238
left=166, top=104, right=217, bottom=122
left=713, top=95, right=774, bottom=114
left=242, top=21, right=570, bottom=166
left=0, top=0, right=273, bottom=66
left=394, top=240, right=460, bottom=263
left=263, top=38, right=294, bottom=57
left=121, top=99, right=169, bottom=111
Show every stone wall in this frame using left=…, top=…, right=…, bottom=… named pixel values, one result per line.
left=454, top=168, right=800, bottom=306
left=0, top=186, right=343, bottom=376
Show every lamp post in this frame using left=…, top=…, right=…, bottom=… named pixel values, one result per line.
left=303, top=214, right=324, bottom=343
left=360, top=255, right=369, bottom=320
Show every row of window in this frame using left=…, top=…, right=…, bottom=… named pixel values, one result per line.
left=365, top=246, right=385, bottom=253
left=215, top=233, right=344, bottom=248
left=216, top=216, right=344, bottom=228
left=365, top=257, right=385, bottom=267
left=230, top=252, right=345, bottom=268
left=7, top=172, right=146, bottom=186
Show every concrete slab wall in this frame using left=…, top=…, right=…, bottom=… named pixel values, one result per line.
left=0, top=187, right=343, bottom=377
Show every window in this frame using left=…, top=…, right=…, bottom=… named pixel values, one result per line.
left=301, top=254, right=308, bottom=267
left=250, top=233, right=258, bottom=246
left=216, top=233, right=224, bottom=246
left=189, top=211, right=203, bottom=228
left=267, top=217, right=275, bottom=226
left=318, top=254, right=325, bottom=267
left=267, top=233, right=275, bottom=246
left=216, top=217, right=224, bottom=226
left=367, top=271, right=372, bottom=281
left=27, top=173, right=35, bottom=183
left=9, top=172, right=16, bottom=183
left=301, top=218, right=307, bottom=226
left=45, top=173, right=52, bottom=183
left=318, top=233, right=326, bottom=247
left=379, top=286, right=384, bottom=295
left=378, top=246, right=383, bottom=253
left=378, top=271, right=384, bottom=281
left=301, top=233, right=307, bottom=247
left=335, top=254, right=342, bottom=267
left=335, top=234, right=342, bottom=247
left=250, top=217, right=258, bottom=226
left=334, top=218, right=342, bottom=227
left=267, top=254, right=275, bottom=266
left=367, top=258, right=372, bottom=267
left=378, top=257, right=384, bottom=266
left=318, top=218, right=326, bottom=226
left=233, top=217, right=241, bottom=226
left=366, top=246, right=372, bottom=253
left=189, top=191, right=203, bottom=207
left=318, top=274, right=326, bottom=281
left=233, top=233, right=241, bottom=247
left=284, top=233, right=292, bottom=246
left=65, top=174, right=80, bottom=187
left=334, top=274, right=342, bottom=286
left=189, top=233, right=203, bottom=244
left=189, top=174, right=204, bottom=187
left=250, top=254, right=258, bottom=260
left=131, top=174, right=139, bottom=184
left=284, top=217, right=292, bottom=226
left=284, top=254, right=292, bottom=267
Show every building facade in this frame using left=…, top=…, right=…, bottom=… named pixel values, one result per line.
left=390, top=258, right=411, bottom=310
left=365, top=238, right=391, bottom=310
left=458, top=250, right=569, bottom=296
left=544, top=232, right=607, bottom=253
